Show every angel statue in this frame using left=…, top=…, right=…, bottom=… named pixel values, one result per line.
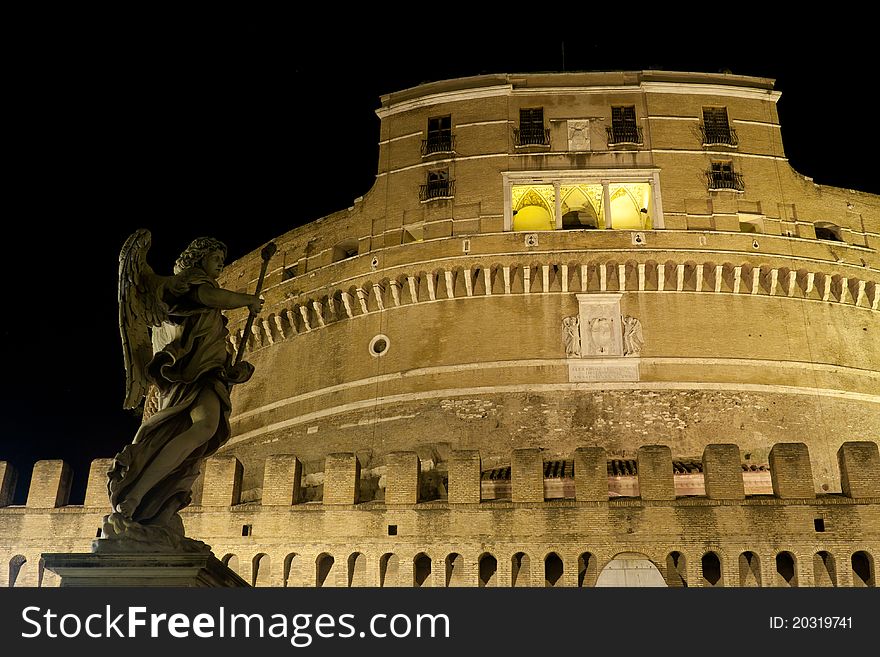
left=101, top=229, right=271, bottom=553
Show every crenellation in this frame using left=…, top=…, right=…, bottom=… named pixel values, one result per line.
left=511, top=449, right=544, bottom=502
left=574, top=447, right=608, bottom=501
left=385, top=452, right=419, bottom=505
left=637, top=446, right=675, bottom=501
left=322, top=453, right=360, bottom=505
left=0, top=462, right=16, bottom=507
left=26, top=460, right=72, bottom=508
left=262, top=454, right=303, bottom=506
left=84, top=458, right=114, bottom=509
left=448, top=450, right=481, bottom=504
left=702, top=444, right=745, bottom=500
left=769, top=443, right=815, bottom=499
left=838, top=441, right=880, bottom=498
left=202, top=456, right=243, bottom=506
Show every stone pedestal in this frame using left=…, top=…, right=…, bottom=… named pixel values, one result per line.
left=41, top=552, right=249, bottom=587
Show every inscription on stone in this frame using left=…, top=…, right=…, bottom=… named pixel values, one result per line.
left=568, top=360, right=640, bottom=382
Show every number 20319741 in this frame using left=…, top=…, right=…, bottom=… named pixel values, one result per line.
left=770, top=616, right=852, bottom=629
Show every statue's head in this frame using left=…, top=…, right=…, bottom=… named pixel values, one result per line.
left=174, top=237, right=228, bottom=275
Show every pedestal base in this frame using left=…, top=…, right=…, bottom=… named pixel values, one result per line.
left=41, top=552, right=250, bottom=587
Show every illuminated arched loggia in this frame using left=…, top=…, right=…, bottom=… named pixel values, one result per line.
left=504, top=171, right=662, bottom=231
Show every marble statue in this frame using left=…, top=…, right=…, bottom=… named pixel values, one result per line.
left=562, top=316, right=581, bottom=357
left=623, top=315, right=644, bottom=356
left=102, top=229, right=272, bottom=553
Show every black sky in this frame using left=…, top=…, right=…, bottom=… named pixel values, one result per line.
left=1, top=16, right=875, bottom=503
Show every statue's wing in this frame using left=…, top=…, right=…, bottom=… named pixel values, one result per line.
left=118, top=229, right=169, bottom=409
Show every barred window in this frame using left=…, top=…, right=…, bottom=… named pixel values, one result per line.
left=515, top=108, right=549, bottom=146
left=420, top=168, right=454, bottom=201
left=702, top=107, right=737, bottom=146
left=707, top=161, right=744, bottom=191
left=607, top=106, right=642, bottom=145
left=423, top=115, right=453, bottom=155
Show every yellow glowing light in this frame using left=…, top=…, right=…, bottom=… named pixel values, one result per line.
left=513, top=205, right=554, bottom=231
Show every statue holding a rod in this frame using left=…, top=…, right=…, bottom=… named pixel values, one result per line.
left=101, top=230, right=275, bottom=553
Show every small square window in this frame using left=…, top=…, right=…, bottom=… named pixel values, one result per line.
left=814, top=518, right=826, bottom=532
left=242, top=524, right=253, bottom=537
left=388, top=524, right=398, bottom=536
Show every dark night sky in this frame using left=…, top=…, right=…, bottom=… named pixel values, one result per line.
left=1, top=16, right=875, bottom=503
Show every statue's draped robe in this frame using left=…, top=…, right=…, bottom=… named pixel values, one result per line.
left=108, top=268, right=234, bottom=527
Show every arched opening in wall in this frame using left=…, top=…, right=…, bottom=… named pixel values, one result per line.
left=331, top=239, right=358, bottom=263
left=413, top=553, right=432, bottom=588
left=665, top=552, right=688, bottom=587
left=347, top=553, right=367, bottom=587
left=511, top=553, right=530, bottom=588
left=380, top=553, right=399, bottom=588
left=561, top=188, right=600, bottom=231
left=578, top=552, right=597, bottom=587
left=316, top=553, right=335, bottom=588
left=544, top=552, right=564, bottom=587
left=445, top=553, right=465, bottom=587
left=222, top=554, right=239, bottom=575
left=513, top=205, right=554, bottom=231
left=814, top=222, right=845, bottom=242
left=283, top=553, right=300, bottom=587
left=701, top=552, right=723, bottom=587
left=775, top=552, right=798, bottom=587
left=9, top=555, right=26, bottom=588
left=478, top=554, right=497, bottom=587
left=252, top=554, right=272, bottom=587
left=609, top=184, right=651, bottom=230
left=596, top=552, right=667, bottom=587
left=852, top=551, right=875, bottom=587
left=739, top=552, right=761, bottom=587
left=512, top=185, right=555, bottom=231
left=813, top=551, right=837, bottom=587
left=37, top=558, right=59, bottom=588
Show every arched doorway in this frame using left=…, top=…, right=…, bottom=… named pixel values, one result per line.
left=596, top=552, right=666, bottom=587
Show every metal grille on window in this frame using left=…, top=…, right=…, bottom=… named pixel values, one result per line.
left=515, top=108, right=550, bottom=146
left=422, top=115, right=454, bottom=155
left=607, top=106, right=643, bottom=145
left=702, top=107, right=738, bottom=146
left=707, top=161, right=744, bottom=191
left=420, top=169, right=454, bottom=201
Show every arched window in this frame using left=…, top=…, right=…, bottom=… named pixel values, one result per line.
left=813, top=551, right=836, bottom=587
left=739, top=552, right=761, bottom=587
left=348, top=553, right=367, bottom=587
left=283, top=553, right=300, bottom=587
left=544, top=552, right=564, bottom=587
left=316, top=553, right=335, bottom=588
left=775, top=552, right=797, bottom=587
left=252, top=553, right=271, bottom=587
left=478, top=553, right=497, bottom=587
left=511, top=553, right=530, bottom=588
left=380, top=553, right=399, bottom=588
left=413, top=553, right=432, bottom=587
left=578, top=552, right=597, bottom=587
left=222, top=554, right=239, bottom=575
left=666, top=551, right=687, bottom=587
left=852, top=551, right=874, bottom=587
left=445, top=553, right=465, bottom=587
left=701, top=552, right=722, bottom=587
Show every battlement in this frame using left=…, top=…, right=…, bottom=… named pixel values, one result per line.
left=2, top=441, right=877, bottom=510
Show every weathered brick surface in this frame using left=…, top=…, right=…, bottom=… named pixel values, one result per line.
left=512, top=449, right=543, bottom=502
left=448, top=450, right=481, bottom=504
left=838, top=441, right=880, bottom=498
left=385, top=452, right=419, bottom=505
left=637, top=446, right=675, bottom=501
left=26, top=460, right=72, bottom=508
left=770, top=443, right=815, bottom=499
left=262, top=454, right=302, bottom=506
left=323, top=453, right=360, bottom=505
left=702, top=444, right=745, bottom=500
left=574, top=447, right=608, bottom=501
left=202, top=456, right=243, bottom=506
left=84, top=458, right=114, bottom=509
left=0, top=462, right=16, bottom=507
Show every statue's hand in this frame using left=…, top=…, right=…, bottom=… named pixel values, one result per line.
left=226, top=361, right=255, bottom=384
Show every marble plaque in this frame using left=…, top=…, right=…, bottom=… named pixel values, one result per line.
left=568, top=359, right=640, bottom=382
